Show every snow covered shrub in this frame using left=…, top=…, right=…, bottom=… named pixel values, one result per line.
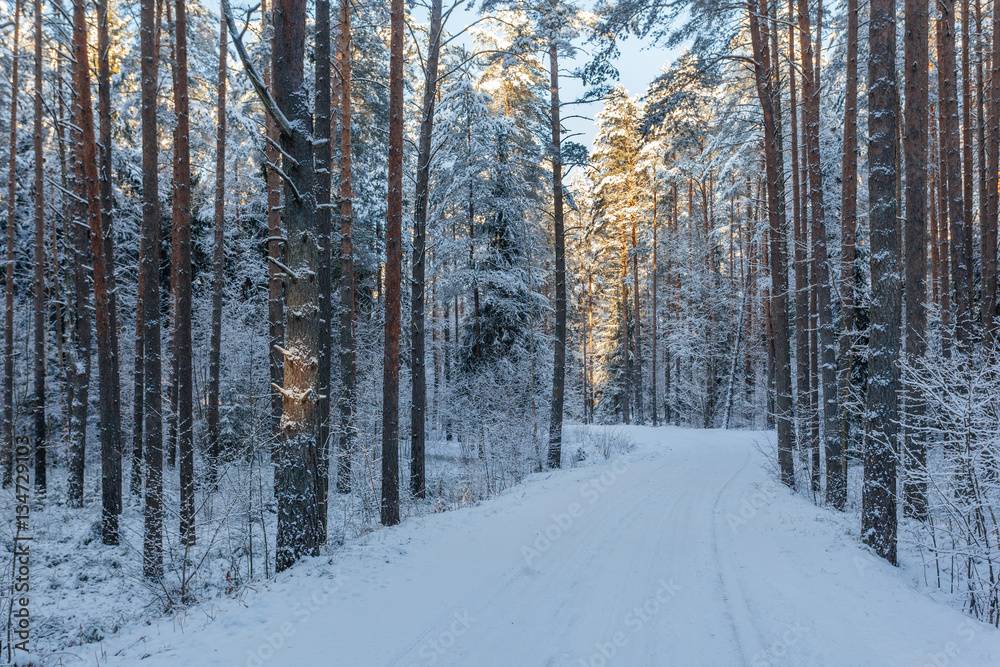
left=902, top=349, right=1000, bottom=626
left=565, top=425, right=636, bottom=465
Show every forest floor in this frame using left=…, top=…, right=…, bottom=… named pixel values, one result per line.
left=52, top=425, right=1000, bottom=666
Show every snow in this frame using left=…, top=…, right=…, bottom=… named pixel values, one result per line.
left=67, top=426, right=1000, bottom=666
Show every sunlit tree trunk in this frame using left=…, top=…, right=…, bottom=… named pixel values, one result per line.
left=382, top=0, right=405, bottom=526
left=336, top=0, right=356, bottom=494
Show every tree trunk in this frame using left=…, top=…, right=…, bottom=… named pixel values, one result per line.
left=263, top=0, right=284, bottom=439
left=903, top=0, right=929, bottom=520
left=863, top=0, right=901, bottom=565
left=748, top=0, right=795, bottom=487
left=985, top=0, right=1000, bottom=346
left=3, top=0, right=20, bottom=488
left=336, top=0, right=356, bottom=494
left=789, top=0, right=810, bottom=458
left=651, top=170, right=659, bottom=426
left=32, top=0, right=46, bottom=496
left=207, top=13, right=226, bottom=489
left=96, top=0, right=123, bottom=539
left=548, top=33, right=567, bottom=467
left=411, top=0, right=441, bottom=494
left=837, top=0, right=858, bottom=511
left=382, top=0, right=404, bottom=526
left=71, top=0, right=121, bottom=542
left=173, top=0, right=195, bottom=547
left=140, top=0, right=164, bottom=580
left=262, top=0, right=322, bottom=569
left=315, top=0, right=332, bottom=537
left=939, top=0, right=972, bottom=350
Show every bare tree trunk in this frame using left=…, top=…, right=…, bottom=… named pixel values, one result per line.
left=863, top=0, right=900, bottom=565
left=837, top=0, right=858, bottom=511
left=936, top=94, right=952, bottom=355
left=411, top=0, right=442, bottom=493
left=336, top=0, right=356, bottom=494
left=651, top=170, right=659, bottom=426
left=3, top=0, right=20, bottom=488
left=173, top=0, right=195, bottom=547
left=788, top=0, right=810, bottom=458
left=131, top=238, right=144, bottom=497
left=903, top=0, right=929, bottom=520
left=263, top=0, right=284, bottom=438
left=32, top=0, right=46, bottom=496
left=548, top=29, right=567, bottom=466
left=315, top=0, right=332, bottom=537
left=141, top=0, right=164, bottom=580
left=382, top=0, right=404, bottom=526
left=207, top=13, right=226, bottom=489
left=71, top=0, right=119, bottom=541
left=939, top=0, right=973, bottom=350
left=961, top=0, right=974, bottom=323
left=748, top=0, right=795, bottom=487
left=166, top=0, right=178, bottom=469
left=984, top=0, right=1000, bottom=345
left=96, top=0, right=123, bottom=540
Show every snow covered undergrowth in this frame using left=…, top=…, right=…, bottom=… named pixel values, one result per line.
left=53, top=425, right=1000, bottom=666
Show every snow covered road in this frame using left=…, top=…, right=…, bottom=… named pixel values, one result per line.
left=89, top=427, right=1000, bottom=666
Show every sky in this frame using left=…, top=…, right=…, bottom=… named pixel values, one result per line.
left=441, top=0, right=686, bottom=149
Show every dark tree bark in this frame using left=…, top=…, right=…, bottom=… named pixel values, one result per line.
left=72, top=0, right=122, bottom=542
left=141, top=0, right=165, bottom=580
left=3, top=0, right=20, bottom=489
left=32, top=0, right=46, bottom=496
left=960, top=0, right=974, bottom=320
left=225, top=0, right=323, bottom=569
left=547, top=15, right=567, bottom=467
left=314, top=0, right=332, bottom=537
left=985, top=0, right=1000, bottom=346
left=172, top=0, right=195, bottom=547
left=207, top=13, right=227, bottom=489
left=748, top=0, right=795, bottom=487
left=651, top=171, right=658, bottom=426
left=837, top=0, right=858, bottom=510
left=263, top=0, right=284, bottom=438
left=131, top=251, right=144, bottom=496
left=863, top=0, right=901, bottom=565
left=96, top=0, right=123, bottom=541
left=903, top=0, right=928, bottom=520
left=939, top=0, right=972, bottom=350
left=166, top=0, right=178, bottom=470
left=411, top=0, right=442, bottom=495
left=383, top=0, right=404, bottom=526
left=336, top=0, right=356, bottom=495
